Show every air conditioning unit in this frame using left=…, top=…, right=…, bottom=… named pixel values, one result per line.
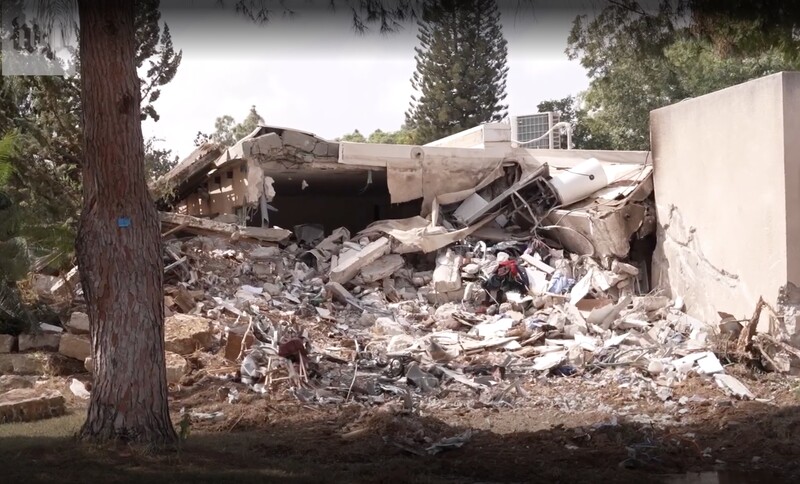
left=510, top=112, right=562, bottom=149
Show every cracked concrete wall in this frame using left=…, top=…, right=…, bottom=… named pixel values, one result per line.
left=651, top=72, right=800, bottom=327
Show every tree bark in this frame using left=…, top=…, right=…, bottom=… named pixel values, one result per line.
left=76, top=0, right=176, bottom=444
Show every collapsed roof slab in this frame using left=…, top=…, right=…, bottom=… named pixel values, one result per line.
left=154, top=123, right=654, bottom=262
left=338, top=142, right=532, bottom=215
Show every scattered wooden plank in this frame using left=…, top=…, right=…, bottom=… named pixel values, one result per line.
left=162, top=222, right=189, bottom=238
left=164, top=256, right=188, bottom=273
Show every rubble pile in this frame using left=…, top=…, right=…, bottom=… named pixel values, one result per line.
left=152, top=214, right=762, bottom=408
left=2, top=152, right=795, bottom=425
left=0, top=206, right=783, bottom=424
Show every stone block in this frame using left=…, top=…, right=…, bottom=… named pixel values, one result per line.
left=0, top=375, right=34, bottom=393
left=18, top=333, right=61, bottom=352
left=59, top=333, right=91, bottom=361
left=0, top=388, right=66, bottom=424
left=165, top=313, right=214, bottom=355
left=0, top=353, right=47, bottom=375
left=165, top=352, right=189, bottom=384
left=0, top=353, right=81, bottom=376
left=0, top=335, right=15, bottom=353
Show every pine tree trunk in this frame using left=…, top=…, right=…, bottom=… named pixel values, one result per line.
left=76, top=0, right=176, bottom=444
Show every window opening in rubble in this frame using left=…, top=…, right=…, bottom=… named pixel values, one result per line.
left=245, top=167, right=422, bottom=236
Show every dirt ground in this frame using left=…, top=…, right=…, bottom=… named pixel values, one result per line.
left=1, top=362, right=799, bottom=483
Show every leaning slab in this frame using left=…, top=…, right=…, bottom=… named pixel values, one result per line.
left=329, top=237, right=390, bottom=285
left=359, top=254, right=405, bottom=284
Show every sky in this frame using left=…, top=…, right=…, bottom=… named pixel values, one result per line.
left=143, top=1, right=594, bottom=159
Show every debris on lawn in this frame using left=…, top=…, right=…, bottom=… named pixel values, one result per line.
left=2, top=141, right=799, bottom=435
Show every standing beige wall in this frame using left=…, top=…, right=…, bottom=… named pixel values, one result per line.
left=651, top=72, right=800, bottom=327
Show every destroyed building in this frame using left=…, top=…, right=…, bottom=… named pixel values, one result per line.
left=5, top=72, right=800, bottom=450
left=154, top=121, right=656, bottom=268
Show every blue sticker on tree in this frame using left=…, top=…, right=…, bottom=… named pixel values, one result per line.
left=117, top=217, right=131, bottom=228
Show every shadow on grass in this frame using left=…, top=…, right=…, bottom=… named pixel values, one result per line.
left=0, top=401, right=797, bottom=484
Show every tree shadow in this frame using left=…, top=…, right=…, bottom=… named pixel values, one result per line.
left=0, top=395, right=798, bottom=484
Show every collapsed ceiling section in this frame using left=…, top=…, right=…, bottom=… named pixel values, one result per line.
left=151, top=123, right=655, bottom=263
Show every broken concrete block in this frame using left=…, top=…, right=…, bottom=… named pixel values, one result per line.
left=330, top=237, right=390, bottom=285
left=214, top=213, right=239, bottom=224
left=0, top=388, right=66, bottom=424
left=174, top=286, right=196, bottom=313
left=250, top=246, right=281, bottom=260
left=372, top=317, right=407, bottom=336
left=281, top=130, right=317, bottom=152
left=325, top=281, right=354, bottom=305
left=312, top=141, right=329, bottom=157
left=412, top=271, right=433, bottom=287
left=165, top=314, right=214, bottom=355
left=18, top=333, right=61, bottom=352
left=0, top=335, right=15, bottom=353
left=433, top=249, right=463, bottom=293
left=252, top=263, right=273, bottom=278
left=58, top=333, right=91, bottom=361
left=224, top=325, right=255, bottom=361
left=0, top=375, right=34, bottom=392
left=165, top=352, right=189, bottom=384
left=359, top=254, right=405, bottom=284
left=262, top=282, right=282, bottom=297
left=242, top=132, right=282, bottom=156
left=326, top=142, right=340, bottom=157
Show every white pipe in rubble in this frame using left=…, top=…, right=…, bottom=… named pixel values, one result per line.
left=511, top=121, right=573, bottom=149
left=548, top=158, right=609, bottom=206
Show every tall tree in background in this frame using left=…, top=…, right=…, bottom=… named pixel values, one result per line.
left=405, top=0, right=508, bottom=144
left=203, top=105, right=266, bottom=147
left=536, top=96, right=612, bottom=150
left=339, top=125, right=415, bottom=144
left=567, top=0, right=800, bottom=150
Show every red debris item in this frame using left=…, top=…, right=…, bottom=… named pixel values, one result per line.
left=497, top=260, right=519, bottom=278
left=278, top=338, right=308, bottom=361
